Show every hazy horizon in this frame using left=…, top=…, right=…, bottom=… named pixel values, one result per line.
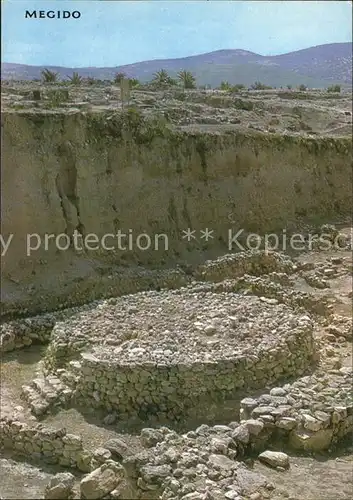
left=3, top=41, right=352, bottom=69
left=2, top=1, right=352, bottom=67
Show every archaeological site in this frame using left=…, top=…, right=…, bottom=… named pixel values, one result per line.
left=1, top=78, right=352, bottom=500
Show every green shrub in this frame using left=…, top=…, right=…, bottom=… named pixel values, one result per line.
left=46, top=89, right=69, bottom=107
left=129, top=78, right=140, bottom=88
left=233, top=98, right=254, bottom=111
left=220, top=81, right=232, bottom=91
left=231, top=84, right=246, bottom=92
left=327, top=84, right=341, bottom=93
left=251, top=81, right=272, bottom=90
left=114, top=72, right=126, bottom=84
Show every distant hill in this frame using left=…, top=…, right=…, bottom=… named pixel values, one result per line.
left=2, top=42, right=352, bottom=88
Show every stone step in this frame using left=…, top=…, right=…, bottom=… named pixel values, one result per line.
left=21, top=384, right=50, bottom=416
left=31, top=377, right=52, bottom=393
left=31, top=376, right=70, bottom=396
left=21, top=375, right=74, bottom=417
left=57, top=364, right=81, bottom=388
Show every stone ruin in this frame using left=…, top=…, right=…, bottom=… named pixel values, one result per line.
left=1, top=249, right=352, bottom=499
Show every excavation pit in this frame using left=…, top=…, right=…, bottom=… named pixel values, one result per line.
left=47, top=289, right=316, bottom=421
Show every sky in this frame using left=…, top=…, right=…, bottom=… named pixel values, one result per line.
left=2, top=1, right=352, bottom=67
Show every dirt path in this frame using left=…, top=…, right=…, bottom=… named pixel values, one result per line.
left=1, top=347, right=45, bottom=422
left=0, top=455, right=61, bottom=499
left=254, top=453, right=353, bottom=500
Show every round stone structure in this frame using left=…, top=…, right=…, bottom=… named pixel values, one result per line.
left=46, top=289, right=316, bottom=421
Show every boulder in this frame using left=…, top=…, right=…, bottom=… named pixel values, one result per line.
left=140, top=428, right=164, bottom=448
left=231, top=424, right=250, bottom=444
left=90, top=447, right=112, bottom=470
left=289, top=428, right=333, bottom=451
left=44, top=472, right=75, bottom=499
left=80, top=460, right=125, bottom=499
left=103, top=413, right=117, bottom=425
left=258, top=450, right=290, bottom=469
left=122, top=451, right=150, bottom=479
left=140, top=464, right=172, bottom=485
left=77, top=450, right=93, bottom=473
left=103, top=438, right=128, bottom=460
left=276, top=417, right=297, bottom=431
left=244, top=419, right=264, bottom=436
left=207, top=454, right=237, bottom=472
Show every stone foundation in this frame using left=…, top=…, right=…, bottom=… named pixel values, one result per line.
left=240, top=367, right=353, bottom=451
left=73, top=334, right=314, bottom=421
left=0, top=419, right=92, bottom=471
left=39, top=289, right=316, bottom=421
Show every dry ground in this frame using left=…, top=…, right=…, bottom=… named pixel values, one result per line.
left=1, top=82, right=352, bottom=136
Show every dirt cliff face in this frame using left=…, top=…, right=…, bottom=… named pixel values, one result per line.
left=2, top=110, right=351, bottom=272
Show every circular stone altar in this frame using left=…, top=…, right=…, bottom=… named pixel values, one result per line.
left=47, top=289, right=315, bottom=420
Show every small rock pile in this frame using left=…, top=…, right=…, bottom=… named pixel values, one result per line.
left=313, top=224, right=352, bottom=251
left=44, top=472, right=75, bottom=500
left=80, top=461, right=132, bottom=500
left=0, top=314, right=56, bottom=352
left=194, top=251, right=296, bottom=283
left=124, top=423, right=278, bottom=500
left=209, top=274, right=331, bottom=315
left=22, top=374, right=73, bottom=417
left=322, top=314, right=352, bottom=341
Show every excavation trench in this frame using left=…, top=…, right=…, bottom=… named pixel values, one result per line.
left=1, top=111, right=352, bottom=318
left=1, top=110, right=352, bottom=500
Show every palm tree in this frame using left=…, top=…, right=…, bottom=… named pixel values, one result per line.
left=150, top=69, right=178, bottom=88
left=177, top=70, right=196, bottom=89
left=86, top=77, right=96, bottom=85
left=220, top=81, right=232, bottom=91
left=41, top=69, right=59, bottom=83
left=152, top=69, right=170, bottom=85
left=67, top=72, right=82, bottom=85
left=114, top=72, right=126, bottom=84
left=129, top=78, right=140, bottom=88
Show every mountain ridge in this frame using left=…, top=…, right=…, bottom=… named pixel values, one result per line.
left=2, top=42, right=352, bottom=88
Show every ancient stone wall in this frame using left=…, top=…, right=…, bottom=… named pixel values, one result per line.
left=71, top=322, right=314, bottom=421
left=0, top=418, right=92, bottom=471
left=240, top=368, right=353, bottom=451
